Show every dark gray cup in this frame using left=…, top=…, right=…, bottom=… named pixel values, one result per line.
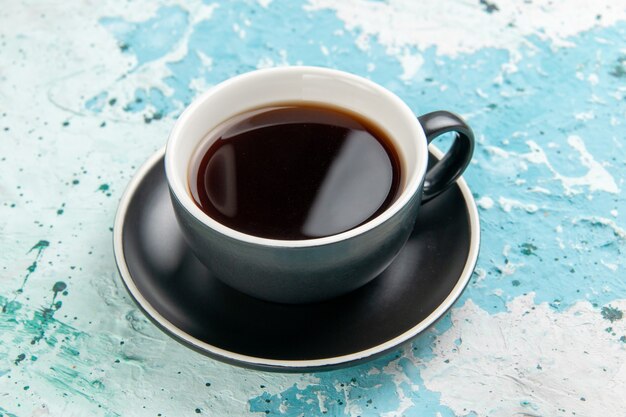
left=165, top=67, right=474, bottom=303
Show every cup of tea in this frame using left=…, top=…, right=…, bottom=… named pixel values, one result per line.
left=165, top=66, right=474, bottom=303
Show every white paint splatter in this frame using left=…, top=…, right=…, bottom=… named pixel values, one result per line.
left=486, top=137, right=618, bottom=197
left=573, top=216, right=626, bottom=239
left=575, top=110, right=595, bottom=120
left=256, top=56, right=275, bottom=69
left=601, top=260, right=618, bottom=271
left=316, top=391, right=328, bottom=414
left=380, top=350, right=416, bottom=417
left=473, top=267, right=487, bottom=285
left=484, top=145, right=511, bottom=158
left=346, top=400, right=363, bottom=417
left=477, top=196, right=494, bottom=210
left=475, top=88, right=488, bottom=99
left=567, top=135, right=619, bottom=193
left=528, top=186, right=551, bottom=194
left=189, top=76, right=213, bottom=93
left=609, top=90, right=624, bottom=101
left=367, top=367, right=381, bottom=375
left=232, top=23, right=246, bottom=39
left=495, top=244, right=524, bottom=276
left=523, top=139, right=619, bottom=195
left=398, top=50, right=424, bottom=81
left=590, top=94, right=606, bottom=104
left=498, top=197, right=538, bottom=213
left=306, top=0, right=626, bottom=57
left=421, top=295, right=626, bottom=417
left=502, top=244, right=512, bottom=258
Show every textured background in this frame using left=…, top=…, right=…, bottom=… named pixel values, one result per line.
left=1, top=0, right=626, bottom=415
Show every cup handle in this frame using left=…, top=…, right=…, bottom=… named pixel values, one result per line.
left=417, top=111, right=475, bottom=203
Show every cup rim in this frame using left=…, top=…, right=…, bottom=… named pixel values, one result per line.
left=165, top=66, right=428, bottom=248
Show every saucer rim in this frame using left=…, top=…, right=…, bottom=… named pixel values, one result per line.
left=113, top=146, right=480, bottom=370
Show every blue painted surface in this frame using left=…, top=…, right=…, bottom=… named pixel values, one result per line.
left=1, top=0, right=625, bottom=415
left=101, top=6, right=190, bottom=67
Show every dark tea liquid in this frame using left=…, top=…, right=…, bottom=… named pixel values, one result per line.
left=190, top=104, right=402, bottom=240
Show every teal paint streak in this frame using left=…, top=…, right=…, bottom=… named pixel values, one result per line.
left=43, top=364, right=105, bottom=401
left=34, top=339, right=115, bottom=409
left=0, top=406, right=19, bottom=417
left=0, top=284, right=120, bottom=415
left=1, top=278, right=81, bottom=365
left=29, top=282, right=71, bottom=345
left=29, top=239, right=49, bottom=253
left=2, top=240, right=49, bottom=312
left=3, top=299, right=21, bottom=314
left=0, top=286, right=80, bottom=353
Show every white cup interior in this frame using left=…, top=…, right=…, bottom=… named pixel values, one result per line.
left=165, top=66, right=428, bottom=247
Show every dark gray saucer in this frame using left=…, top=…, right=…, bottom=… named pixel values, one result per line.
left=113, top=148, right=480, bottom=372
